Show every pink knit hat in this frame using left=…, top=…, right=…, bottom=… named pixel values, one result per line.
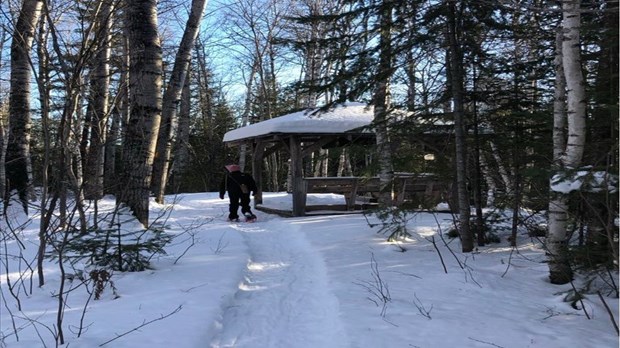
left=225, top=164, right=240, bottom=172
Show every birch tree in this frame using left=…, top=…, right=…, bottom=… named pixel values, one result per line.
left=84, top=0, right=116, bottom=200
left=118, top=0, right=163, bottom=226
left=151, top=0, right=208, bottom=204
left=0, top=23, right=7, bottom=205
left=547, top=0, right=587, bottom=284
left=168, top=64, right=192, bottom=191
left=5, top=0, right=44, bottom=213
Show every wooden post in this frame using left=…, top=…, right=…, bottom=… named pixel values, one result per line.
left=252, top=142, right=265, bottom=207
left=347, top=178, right=359, bottom=210
left=289, top=136, right=305, bottom=216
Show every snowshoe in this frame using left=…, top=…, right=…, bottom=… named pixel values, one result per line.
left=244, top=214, right=257, bottom=222
left=228, top=218, right=240, bottom=222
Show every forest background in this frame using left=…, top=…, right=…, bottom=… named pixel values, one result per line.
left=0, top=0, right=618, bottom=345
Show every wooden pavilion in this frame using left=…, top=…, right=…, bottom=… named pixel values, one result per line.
left=223, top=102, right=449, bottom=216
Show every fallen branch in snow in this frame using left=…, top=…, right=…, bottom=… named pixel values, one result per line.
left=412, top=293, right=432, bottom=319
left=98, top=305, right=183, bottom=346
left=541, top=306, right=582, bottom=320
left=467, top=337, right=505, bottom=348
left=385, top=270, right=421, bottom=279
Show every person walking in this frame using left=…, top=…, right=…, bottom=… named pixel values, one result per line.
left=219, top=164, right=258, bottom=222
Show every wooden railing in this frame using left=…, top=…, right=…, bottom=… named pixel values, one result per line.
left=303, top=174, right=450, bottom=211
left=304, top=177, right=380, bottom=210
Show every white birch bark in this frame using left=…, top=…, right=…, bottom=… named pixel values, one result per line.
left=84, top=0, right=115, bottom=200
left=479, top=152, right=496, bottom=207
left=169, top=65, right=192, bottom=190
left=0, top=28, right=5, bottom=201
left=6, top=0, right=43, bottom=213
left=489, top=141, right=512, bottom=193
left=120, top=0, right=163, bottom=226
left=560, top=0, right=586, bottom=168
left=152, top=0, right=208, bottom=203
left=547, top=1, right=586, bottom=284
left=337, top=149, right=346, bottom=177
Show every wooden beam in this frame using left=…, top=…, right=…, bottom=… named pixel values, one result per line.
left=300, top=136, right=337, bottom=157
left=263, top=142, right=284, bottom=157
left=252, top=142, right=266, bottom=206
left=289, top=135, right=306, bottom=216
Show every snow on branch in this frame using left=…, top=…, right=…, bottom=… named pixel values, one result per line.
left=551, top=168, right=618, bottom=194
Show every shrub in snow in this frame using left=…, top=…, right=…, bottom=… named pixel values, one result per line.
left=366, top=206, right=413, bottom=242
left=50, top=207, right=172, bottom=272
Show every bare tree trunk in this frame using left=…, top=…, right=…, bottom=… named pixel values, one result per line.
left=0, top=28, right=6, bottom=202
left=490, top=140, right=512, bottom=194
left=109, top=34, right=131, bottom=196
left=84, top=0, right=115, bottom=200
left=472, top=65, right=485, bottom=246
left=35, top=14, right=51, bottom=287
left=152, top=0, right=207, bottom=203
left=560, top=1, right=586, bottom=169
left=548, top=0, right=586, bottom=284
left=479, top=151, right=496, bottom=207
left=169, top=65, right=192, bottom=192
left=0, top=115, right=6, bottom=211
left=5, top=0, right=44, bottom=213
left=446, top=0, right=473, bottom=252
left=119, top=0, right=163, bottom=226
left=337, top=148, right=352, bottom=177
left=104, top=106, right=120, bottom=192
left=238, top=60, right=258, bottom=171
left=374, top=0, right=394, bottom=207
left=303, top=0, right=323, bottom=108
left=405, top=49, right=416, bottom=112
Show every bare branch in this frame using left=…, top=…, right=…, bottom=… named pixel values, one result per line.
left=98, top=305, right=183, bottom=347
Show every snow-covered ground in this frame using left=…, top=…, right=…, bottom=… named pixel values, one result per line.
left=1, top=192, right=618, bottom=347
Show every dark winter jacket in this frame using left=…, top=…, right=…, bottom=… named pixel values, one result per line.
left=219, top=170, right=258, bottom=199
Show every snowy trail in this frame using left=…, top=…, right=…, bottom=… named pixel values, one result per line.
left=208, top=216, right=349, bottom=348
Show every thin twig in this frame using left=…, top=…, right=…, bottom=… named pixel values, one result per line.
left=467, top=337, right=505, bottom=348
left=412, top=292, right=433, bottom=319
left=568, top=280, right=591, bottom=320
left=597, top=291, right=619, bottom=335
left=174, top=231, right=196, bottom=264
left=211, top=232, right=230, bottom=255
left=501, top=247, right=516, bottom=278
left=99, top=305, right=183, bottom=346
left=433, top=213, right=464, bottom=269
left=428, top=236, right=448, bottom=274
left=76, top=285, right=95, bottom=338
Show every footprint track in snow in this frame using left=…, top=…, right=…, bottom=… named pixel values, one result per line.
left=208, top=219, right=348, bottom=348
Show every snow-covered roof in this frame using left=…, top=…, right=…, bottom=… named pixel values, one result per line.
left=223, top=102, right=375, bottom=143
